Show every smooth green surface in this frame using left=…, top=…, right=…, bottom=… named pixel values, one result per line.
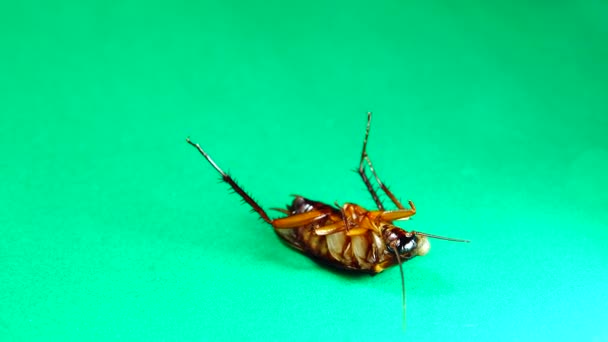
left=2, top=1, right=608, bottom=341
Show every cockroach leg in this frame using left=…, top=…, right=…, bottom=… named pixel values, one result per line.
left=364, top=155, right=406, bottom=210
left=379, top=210, right=416, bottom=222
left=358, top=112, right=409, bottom=211
left=334, top=201, right=351, bottom=231
left=345, top=227, right=369, bottom=236
left=270, top=207, right=290, bottom=215
left=377, top=202, right=417, bottom=222
left=187, top=137, right=272, bottom=224
left=358, top=112, right=406, bottom=210
left=314, top=221, right=346, bottom=236
left=271, top=210, right=328, bottom=229
left=358, top=112, right=385, bottom=210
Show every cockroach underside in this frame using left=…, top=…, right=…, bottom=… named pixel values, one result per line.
left=187, top=112, right=468, bottom=327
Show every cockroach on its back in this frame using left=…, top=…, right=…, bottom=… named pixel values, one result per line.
left=187, top=112, right=468, bottom=325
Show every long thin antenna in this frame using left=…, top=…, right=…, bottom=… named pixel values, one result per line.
left=416, top=231, right=470, bottom=243
left=394, top=249, right=406, bottom=331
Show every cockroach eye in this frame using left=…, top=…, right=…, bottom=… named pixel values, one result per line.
left=386, top=233, right=416, bottom=255
left=398, top=236, right=417, bottom=254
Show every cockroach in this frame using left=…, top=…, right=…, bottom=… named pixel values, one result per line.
left=187, top=112, right=468, bottom=326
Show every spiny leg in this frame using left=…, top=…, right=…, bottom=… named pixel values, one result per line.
left=364, top=155, right=407, bottom=210
left=358, top=112, right=385, bottom=210
left=187, top=138, right=272, bottom=224
left=358, top=112, right=409, bottom=210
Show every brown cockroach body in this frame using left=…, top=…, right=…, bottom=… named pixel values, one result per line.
left=187, top=113, right=467, bottom=322
left=272, top=197, right=427, bottom=275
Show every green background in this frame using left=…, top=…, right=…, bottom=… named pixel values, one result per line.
left=2, top=1, right=607, bottom=341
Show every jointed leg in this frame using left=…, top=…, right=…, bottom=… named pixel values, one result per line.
left=357, top=113, right=410, bottom=211
left=377, top=200, right=416, bottom=221
left=358, top=112, right=385, bottom=210
left=364, top=155, right=407, bottom=210
left=187, top=138, right=272, bottom=224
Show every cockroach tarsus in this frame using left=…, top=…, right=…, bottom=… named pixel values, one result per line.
left=187, top=112, right=468, bottom=326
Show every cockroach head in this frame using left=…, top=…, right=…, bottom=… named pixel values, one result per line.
left=385, top=229, right=431, bottom=258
